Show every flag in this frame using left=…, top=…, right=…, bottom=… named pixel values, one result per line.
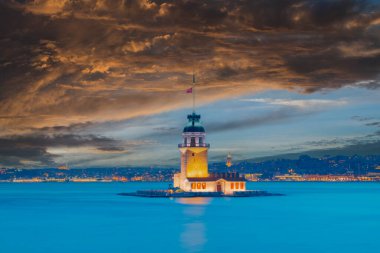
left=186, top=87, right=193, bottom=93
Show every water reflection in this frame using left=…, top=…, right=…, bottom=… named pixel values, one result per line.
left=176, top=198, right=211, bottom=252
left=176, top=197, right=211, bottom=206
left=180, top=222, right=206, bottom=252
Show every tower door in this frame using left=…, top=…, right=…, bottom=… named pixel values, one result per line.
left=216, top=183, right=222, bottom=192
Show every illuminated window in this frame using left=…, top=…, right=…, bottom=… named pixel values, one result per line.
left=202, top=183, right=206, bottom=189
left=191, top=183, right=196, bottom=189
left=231, top=183, right=234, bottom=189
left=240, top=182, right=244, bottom=189
left=197, top=183, right=201, bottom=189
left=235, top=182, right=239, bottom=189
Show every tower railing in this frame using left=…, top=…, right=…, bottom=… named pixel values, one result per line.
left=178, top=143, right=210, bottom=148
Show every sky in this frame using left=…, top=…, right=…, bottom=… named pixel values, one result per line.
left=0, top=0, right=380, bottom=168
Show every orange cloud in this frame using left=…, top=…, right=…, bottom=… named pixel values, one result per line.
left=0, top=0, right=379, bottom=166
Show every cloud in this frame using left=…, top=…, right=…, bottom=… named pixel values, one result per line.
left=282, top=117, right=380, bottom=156
left=317, top=140, right=380, bottom=156
left=296, top=139, right=380, bottom=157
left=253, top=140, right=380, bottom=161
left=206, top=107, right=312, bottom=133
left=351, top=115, right=380, bottom=129
left=252, top=125, right=380, bottom=160
left=351, top=115, right=377, bottom=122
left=0, top=133, right=131, bottom=167
left=240, top=98, right=347, bottom=108
left=0, top=0, right=380, bottom=166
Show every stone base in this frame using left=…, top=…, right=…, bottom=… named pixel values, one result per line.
left=118, top=190, right=284, bottom=198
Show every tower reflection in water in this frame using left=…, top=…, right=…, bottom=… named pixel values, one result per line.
left=176, top=198, right=211, bottom=252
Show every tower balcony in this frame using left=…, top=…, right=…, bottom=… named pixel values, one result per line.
left=178, top=143, right=210, bottom=148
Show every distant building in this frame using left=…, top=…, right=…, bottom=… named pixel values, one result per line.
left=57, top=164, right=70, bottom=170
left=173, top=112, right=247, bottom=195
left=274, top=169, right=304, bottom=181
left=274, top=174, right=304, bottom=181
left=226, top=153, right=232, bottom=167
left=366, top=172, right=380, bottom=181
left=243, top=173, right=262, bottom=181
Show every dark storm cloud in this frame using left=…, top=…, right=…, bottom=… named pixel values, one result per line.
left=1, top=0, right=380, bottom=166
left=0, top=133, right=126, bottom=167
left=0, top=144, right=57, bottom=167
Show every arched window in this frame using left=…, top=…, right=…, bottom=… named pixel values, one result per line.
left=240, top=182, right=244, bottom=189
left=191, top=137, right=196, bottom=146
left=231, top=183, right=234, bottom=189
left=202, top=183, right=206, bottom=189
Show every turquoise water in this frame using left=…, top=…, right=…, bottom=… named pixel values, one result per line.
left=0, top=182, right=379, bottom=253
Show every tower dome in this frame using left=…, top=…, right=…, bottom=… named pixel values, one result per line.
left=179, top=112, right=209, bottom=149
left=183, top=113, right=205, bottom=133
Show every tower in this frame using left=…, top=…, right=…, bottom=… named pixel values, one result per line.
left=172, top=102, right=247, bottom=193
left=226, top=153, right=232, bottom=168
left=172, top=72, right=246, bottom=194
left=173, top=71, right=210, bottom=190
left=174, top=113, right=210, bottom=190
left=179, top=113, right=210, bottom=176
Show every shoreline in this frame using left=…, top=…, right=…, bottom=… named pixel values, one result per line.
left=1, top=180, right=379, bottom=183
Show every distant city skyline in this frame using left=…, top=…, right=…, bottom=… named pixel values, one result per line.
left=0, top=0, right=379, bottom=168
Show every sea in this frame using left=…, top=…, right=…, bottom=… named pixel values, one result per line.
left=0, top=182, right=379, bottom=253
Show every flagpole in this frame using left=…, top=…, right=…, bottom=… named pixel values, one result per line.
left=192, top=72, right=195, bottom=113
